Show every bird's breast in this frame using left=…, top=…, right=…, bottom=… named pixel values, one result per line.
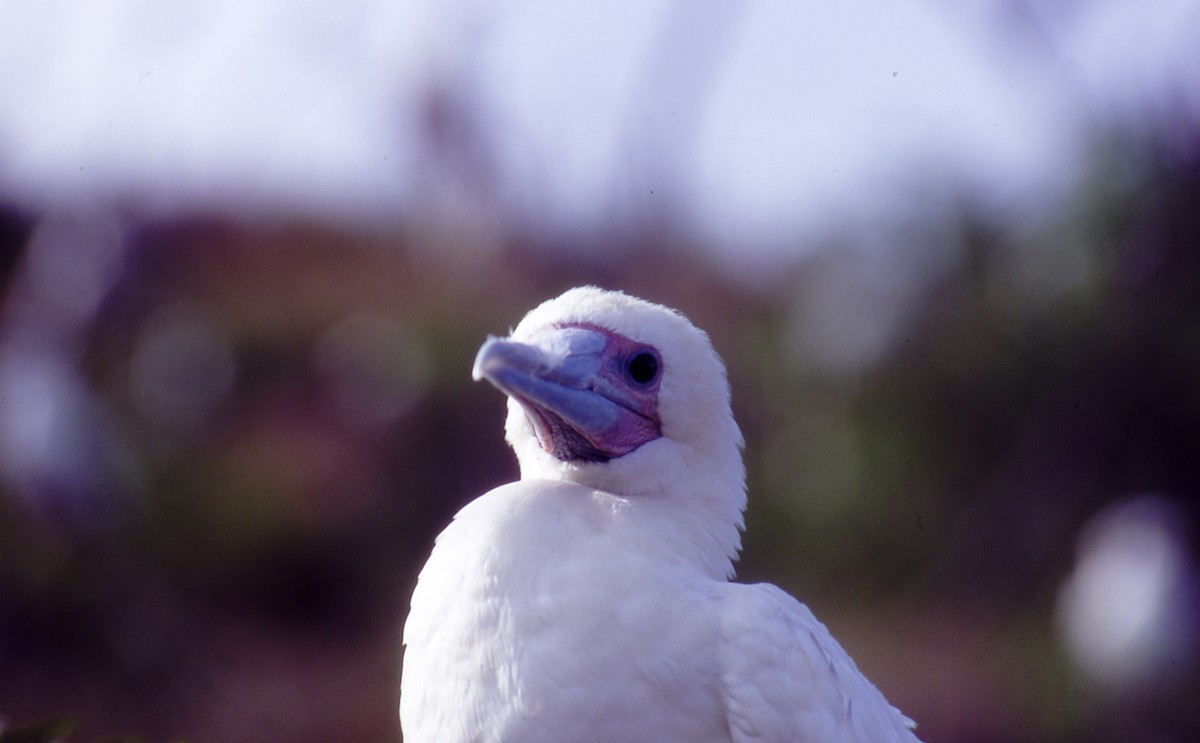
left=401, top=480, right=730, bottom=743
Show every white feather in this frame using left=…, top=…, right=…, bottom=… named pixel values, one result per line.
left=401, top=287, right=921, bottom=742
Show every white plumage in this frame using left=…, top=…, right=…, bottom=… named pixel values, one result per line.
left=401, top=287, right=920, bottom=742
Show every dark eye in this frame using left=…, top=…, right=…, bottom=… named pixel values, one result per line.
left=625, top=349, right=660, bottom=386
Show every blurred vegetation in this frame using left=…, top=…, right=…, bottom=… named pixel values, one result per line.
left=1, top=132, right=1198, bottom=743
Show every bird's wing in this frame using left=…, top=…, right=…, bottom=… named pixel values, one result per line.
left=717, top=583, right=921, bottom=743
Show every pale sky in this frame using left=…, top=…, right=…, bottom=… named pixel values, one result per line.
left=1, top=0, right=1196, bottom=256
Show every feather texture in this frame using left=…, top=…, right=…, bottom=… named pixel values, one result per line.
left=400, top=287, right=921, bottom=742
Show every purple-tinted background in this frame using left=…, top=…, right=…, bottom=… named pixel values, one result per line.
left=1, top=1, right=1198, bottom=741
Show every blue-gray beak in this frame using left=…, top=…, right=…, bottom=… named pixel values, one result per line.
left=472, top=326, right=661, bottom=462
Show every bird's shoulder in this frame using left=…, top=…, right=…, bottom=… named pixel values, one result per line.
left=445, top=479, right=627, bottom=535
left=407, top=479, right=641, bottom=633
left=716, top=582, right=920, bottom=743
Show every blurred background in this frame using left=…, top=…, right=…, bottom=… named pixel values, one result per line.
left=1, top=1, right=1199, bottom=741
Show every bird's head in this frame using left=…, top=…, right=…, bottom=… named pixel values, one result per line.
left=473, top=287, right=746, bottom=559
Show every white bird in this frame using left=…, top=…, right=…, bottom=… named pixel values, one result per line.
left=401, top=286, right=921, bottom=743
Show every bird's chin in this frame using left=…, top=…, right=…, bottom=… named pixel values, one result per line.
left=518, top=402, right=613, bottom=463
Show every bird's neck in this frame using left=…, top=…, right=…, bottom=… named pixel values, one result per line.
left=517, top=439, right=746, bottom=580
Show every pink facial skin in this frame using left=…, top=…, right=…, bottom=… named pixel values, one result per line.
left=473, top=323, right=663, bottom=462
